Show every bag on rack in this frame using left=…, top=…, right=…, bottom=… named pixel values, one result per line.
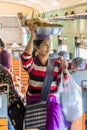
left=59, top=71, right=82, bottom=123
left=8, top=99, right=25, bottom=130
left=24, top=59, right=54, bottom=129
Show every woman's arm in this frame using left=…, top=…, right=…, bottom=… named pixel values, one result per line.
left=21, top=25, right=37, bottom=73
left=24, top=25, right=37, bottom=54
left=57, top=58, right=69, bottom=83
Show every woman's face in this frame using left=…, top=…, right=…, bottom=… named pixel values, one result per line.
left=71, top=62, right=81, bottom=70
left=36, top=38, right=51, bottom=57
left=71, top=62, right=77, bottom=70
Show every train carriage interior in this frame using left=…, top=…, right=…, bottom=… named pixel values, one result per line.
left=0, top=0, right=87, bottom=130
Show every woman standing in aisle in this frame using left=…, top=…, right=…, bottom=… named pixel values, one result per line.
left=21, top=25, right=70, bottom=130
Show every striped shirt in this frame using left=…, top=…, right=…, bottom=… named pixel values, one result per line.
left=21, top=52, right=69, bottom=102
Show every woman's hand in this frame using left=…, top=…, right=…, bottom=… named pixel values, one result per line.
left=24, top=24, right=38, bottom=54
left=29, top=24, right=38, bottom=38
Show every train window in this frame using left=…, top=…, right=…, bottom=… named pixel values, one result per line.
left=58, top=44, right=67, bottom=52
left=75, top=47, right=80, bottom=57
left=12, top=50, right=19, bottom=59
left=75, top=47, right=87, bottom=59
left=79, top=48, right=87, bottom=59
left=62, top=45, right=67, bottom=51
left=58, top=36, right=67, bottom=52
left=75, top=36, right=87, bottom=59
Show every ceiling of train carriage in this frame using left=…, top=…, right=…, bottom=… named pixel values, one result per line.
left=0, top=0, right=87, bottom=13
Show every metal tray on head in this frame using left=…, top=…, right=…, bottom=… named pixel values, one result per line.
left=36, top=26, right=63, bottom=35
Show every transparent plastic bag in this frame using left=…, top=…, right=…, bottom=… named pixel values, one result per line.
left=59, top=71, right=82, bottom=123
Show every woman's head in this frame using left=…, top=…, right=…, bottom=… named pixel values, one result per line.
left=58, top=51, right=69, bottom=61
left=32, top=33, right=51, bottom=57
left=33, top=38, right=51, bottom=57
left=71, top=57, right=85, bottom=70
left=0, top=38, right=5, bottom=49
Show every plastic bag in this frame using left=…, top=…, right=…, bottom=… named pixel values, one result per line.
left=46, top=96, right=69, bottom=130
left=59, top=71, right=82, bottom=123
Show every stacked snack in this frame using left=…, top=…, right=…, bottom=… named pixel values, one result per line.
left=25, top=18, right=63, bottom=27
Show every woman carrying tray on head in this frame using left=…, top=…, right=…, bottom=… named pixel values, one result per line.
left=21, top=25, right=70, bottom=130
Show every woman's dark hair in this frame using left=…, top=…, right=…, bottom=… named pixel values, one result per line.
left=32, top=40, right=44, bottom=58
left=32, top=47, right=37, bottom=58
left=33, top=40, right=44, bottom=46
left=0, top=38, right=5, bottom=48
left=72, top=57, right=85, bottom=68
left=58, top=51, right=69, bottom=59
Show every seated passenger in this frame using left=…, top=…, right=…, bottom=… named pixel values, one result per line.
left=58, top=50, right=72, bottom=69
left=0, top=64, right=25, bottom=130
left=0, top=38, right=11, bottom=70
left=58, top=50, right=70, bottom=61
left=71, top=57, right=85, bottom=70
